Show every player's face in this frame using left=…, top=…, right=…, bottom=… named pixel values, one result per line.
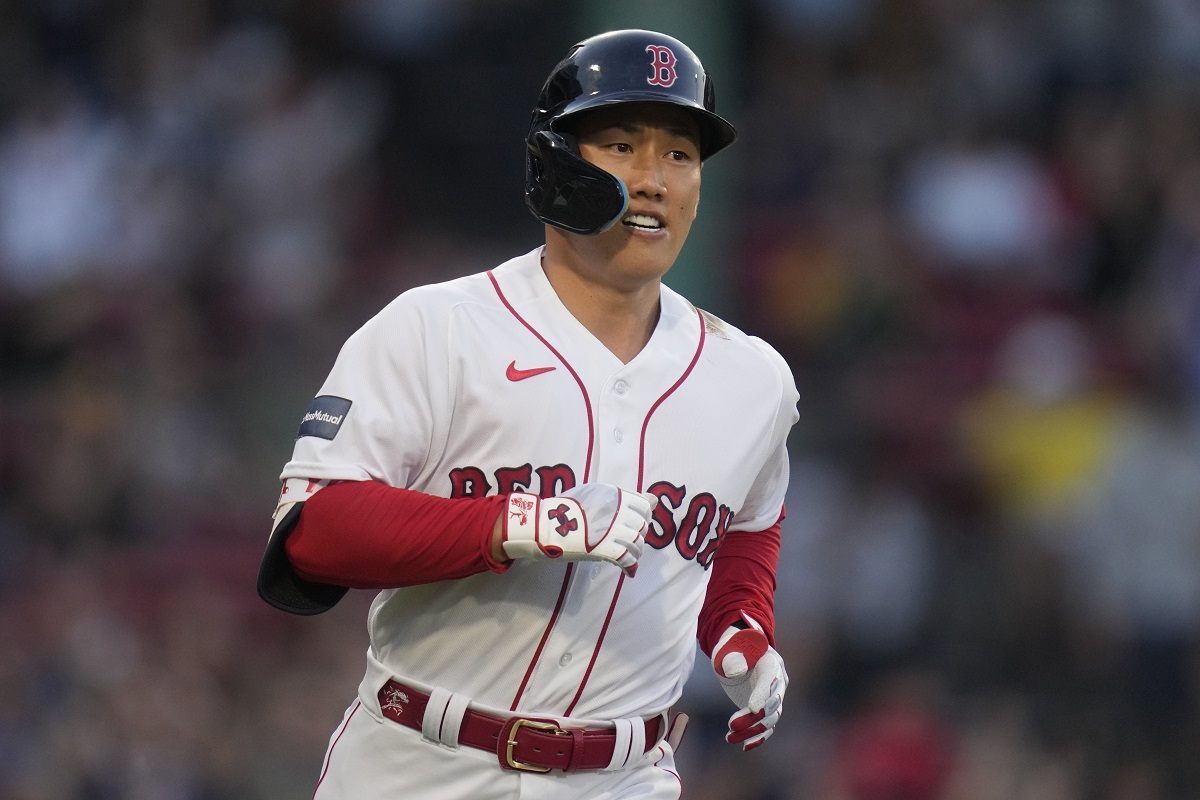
left=566, top=104, right=702, bottom=286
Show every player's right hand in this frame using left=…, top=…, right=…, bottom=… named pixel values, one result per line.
left=711, top=614, right=788, bottom=751
left=501, top=484, right=655, bottom=577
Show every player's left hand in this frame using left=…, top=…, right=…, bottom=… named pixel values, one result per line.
left=500, top=484, right=654, bottom=577
left=711, top=614, right=788, bottom=751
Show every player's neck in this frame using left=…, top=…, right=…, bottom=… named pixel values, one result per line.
left=540, top=248, right=662, bottom=364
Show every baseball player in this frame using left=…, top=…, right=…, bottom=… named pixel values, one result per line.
left=257, top=29, right=798, bottom=799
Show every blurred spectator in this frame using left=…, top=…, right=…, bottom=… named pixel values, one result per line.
left=958, top=313, right=1124, bottom=526
left=1060, top=382, right=1200, bottom=780
left=821, top=673, right=956, bottom=800
left=901, top=143, right=1067, bottom=277
left=0, top=76, right=124, bottom=293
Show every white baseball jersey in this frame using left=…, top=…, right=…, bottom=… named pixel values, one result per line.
left=282, top=246, right=798, bottom=723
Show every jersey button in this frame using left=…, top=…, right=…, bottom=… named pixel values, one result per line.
left=613, top=428, right=624, bottom=443
left=614, top=380, right=629, bottom=395
left=559, top=652, right=572, bottom=666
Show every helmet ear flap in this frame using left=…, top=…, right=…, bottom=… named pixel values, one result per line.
left=525, top=130, right=629, bottom=235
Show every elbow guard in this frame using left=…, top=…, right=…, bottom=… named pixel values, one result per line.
left=256, top=480, right=349, bottom=615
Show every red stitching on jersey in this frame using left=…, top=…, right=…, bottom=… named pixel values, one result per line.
left=312, top=701, right=361, bottom=798
left=488, top=268, right=598, bottom=712
left=654, top=745, right=684, bottom=798
left=638, top=307, right=706, bottom=491
left=486, top=270, right=594, bottom=482
left=563, top=572, right=625, bottom=716
left=562, top=310, right=706, bottom=717
left=509, top=563, right=575, bottom=710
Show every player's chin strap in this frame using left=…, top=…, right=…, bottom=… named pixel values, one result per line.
left=525, top=130, right=629, bottom=235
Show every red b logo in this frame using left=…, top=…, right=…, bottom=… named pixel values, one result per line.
left=645, top=45, right=678, bottom=88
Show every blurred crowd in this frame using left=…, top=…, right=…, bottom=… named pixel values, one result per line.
left=2, top=1, right=1199, bottom=798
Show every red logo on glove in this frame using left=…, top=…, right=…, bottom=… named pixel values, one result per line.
left=510, top=496, right=535, bottom=525
left=548, top=503, right=578, bottom=536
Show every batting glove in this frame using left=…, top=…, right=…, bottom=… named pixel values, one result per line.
left=712, top=613, right=788, bottom=751
left=501, top=484, right=655, bottom=577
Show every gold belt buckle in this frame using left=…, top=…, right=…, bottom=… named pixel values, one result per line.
left=505, top=718, right=569, bottom=773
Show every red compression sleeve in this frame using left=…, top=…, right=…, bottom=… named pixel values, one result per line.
left=696, top=510, right=784, bottom=656
left=284, top=480, right=510, bottom=589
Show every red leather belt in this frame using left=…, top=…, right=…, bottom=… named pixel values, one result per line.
left=376, top=679, right=662, bottom=772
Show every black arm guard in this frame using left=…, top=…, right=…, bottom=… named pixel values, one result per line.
left=256, top=502, right=349, bottom=615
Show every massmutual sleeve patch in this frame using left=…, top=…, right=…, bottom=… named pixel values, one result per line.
left=296, top=395, right=353, bottom=440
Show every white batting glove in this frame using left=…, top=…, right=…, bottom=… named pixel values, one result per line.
left=501, top=484, right=655, bottom=577
left=712, top=613, right=788, bottom=751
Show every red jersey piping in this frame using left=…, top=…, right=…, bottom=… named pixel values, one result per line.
left=487, top=269, right=595, bottom=711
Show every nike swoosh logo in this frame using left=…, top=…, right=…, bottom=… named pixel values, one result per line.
left=506, top=361, right=557, bottom=382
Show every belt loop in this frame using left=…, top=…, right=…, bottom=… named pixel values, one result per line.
left=603, top=717, right=643, bottom=771
left=420, top=688, right=454, bottom=745
left=419, top=687, right=471, bottom=748
left=437, top=692, right=471, bottom=748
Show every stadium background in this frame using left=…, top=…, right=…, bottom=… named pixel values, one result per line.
left=2, top=1, right=1200, bottom=797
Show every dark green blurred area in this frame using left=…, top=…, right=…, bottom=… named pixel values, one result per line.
left=2, top=1, right=1200, bottom=797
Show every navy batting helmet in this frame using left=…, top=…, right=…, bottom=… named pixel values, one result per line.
left=525, top=29, right=737, bottom=235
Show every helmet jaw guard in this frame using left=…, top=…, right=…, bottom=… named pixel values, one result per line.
left=525, top=130, right=629, bottom=235
left=525, top=29, right=736, bottom=235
